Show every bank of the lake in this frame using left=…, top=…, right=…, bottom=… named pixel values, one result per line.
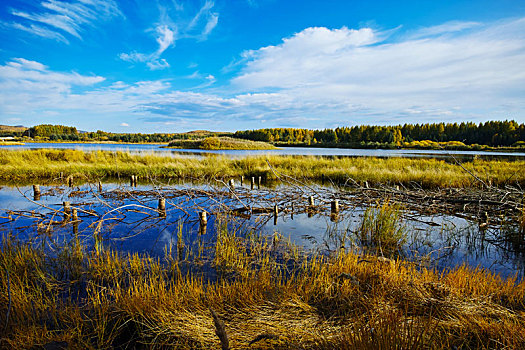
left=1, top=234, right=524, bottom=349
left=1, top=149, right=524, bottom=188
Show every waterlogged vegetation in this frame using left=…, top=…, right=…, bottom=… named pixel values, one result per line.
left=1, top=147, right=525, bottom=348
left=1, top=149, right=525, bottom=188
left=166, top=136, right=277, bottom=150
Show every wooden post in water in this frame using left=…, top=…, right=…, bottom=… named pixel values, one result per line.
left=98, top=181, right=102, bottom=192
left=229, top=179, right=235, bottom=188
left=130, top=175, right=135, bottom=187
left=68, top=176, right=73, bottom=187
left=72, top=208, right=78, bottom=221
left=290, top=202, right=295, bottom=220
left=199, top=211, right=208, bottom=225
left=251, top=177, right=255, bottom=190
left=258, top=176, right=262, bottom=189
left=240, top=175, right=244, bottom=186
left=273, top=205, right=278, bottom=225
left=330, top=200, right=339, bottom=222
left=331, top=200, right=339, bottom=214
left=63, top=201, right=71, bottom=221
left=158, top=198, right=166, bottom=217
left=33, top=185, right=41, bottom=200
left=199, top=211, right=207, bottom=235
left=307, top=196, right=314, bottom=218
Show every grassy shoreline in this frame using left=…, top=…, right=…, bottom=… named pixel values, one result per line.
left=1, top=234, right=524, bottom=349
left=1, top=149, right=524, bottom=188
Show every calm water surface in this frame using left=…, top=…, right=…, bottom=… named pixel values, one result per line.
left=1, top=182, right=523, bottom=280
left=2, top=142, right=525, bottom=159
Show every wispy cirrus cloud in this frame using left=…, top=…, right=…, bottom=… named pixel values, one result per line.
left=10, top=22, right=70, bottom=43
left=407, top=20, right=481, bottom=39
left=187, top=0, right=219, bottom=40
left=119, top=25, right=176, bottom=70
left=119, top=1, right=219, bottom=70
left=7, top=0, right=123, bottom=43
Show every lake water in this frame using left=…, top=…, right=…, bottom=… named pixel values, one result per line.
left=2, top=142, right=525, bottom=159
left=1, top=182, right=523, bottom=280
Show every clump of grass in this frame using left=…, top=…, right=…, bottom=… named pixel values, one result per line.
left=358, top=201, right=407, bottom=256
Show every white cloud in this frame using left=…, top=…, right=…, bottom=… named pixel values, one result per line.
left=202, top=13, right=219, bottom=38
left=408, top=20, right=481, bottom=39
left=155, top=25, right=176, bottom=55
left=119, top=1, right=218, bottom=70
left=147, top=59, right=170, bottom=70
left=120, top=122, right=129, bottom=127
left=8, top=0, right=123, bottom=43
left=119, top=52, right=149, bottom=63
left=120, top=25, right=176, bottom=70
left=188, top=1, right=215, bottom=30
left=231, top=18, right=525, bottom=124
left=0, top=58, right=104, bottom=115
left=10, top=22, right=69, bottom=44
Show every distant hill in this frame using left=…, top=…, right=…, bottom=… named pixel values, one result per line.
left=0, top=125, right=27, bottom=133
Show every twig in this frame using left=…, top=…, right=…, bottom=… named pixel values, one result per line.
left=210, top=308, right=229, bottom=350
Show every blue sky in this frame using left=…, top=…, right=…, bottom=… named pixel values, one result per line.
left=1, top=0, right=525, bottom=133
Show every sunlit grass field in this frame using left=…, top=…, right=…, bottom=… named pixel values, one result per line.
left=1, top=149, right=524, bottom=188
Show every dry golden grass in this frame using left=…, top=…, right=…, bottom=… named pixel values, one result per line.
left=1, top=229, right=524, bottom=349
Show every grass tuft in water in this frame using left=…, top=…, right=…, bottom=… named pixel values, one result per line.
left=358, top=201, right=407, bottom=256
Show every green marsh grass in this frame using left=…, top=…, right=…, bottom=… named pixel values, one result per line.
left=1, top=149, right=524, bottom=188
left=358, top=201, right=407, bottom=256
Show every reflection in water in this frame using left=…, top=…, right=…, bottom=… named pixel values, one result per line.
left=2, top=142, right=525, bottom=160
left=0, top=182, right=523, bottom=280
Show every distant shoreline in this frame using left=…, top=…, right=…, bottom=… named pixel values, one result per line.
left=3, top=139, right=525, bottom=153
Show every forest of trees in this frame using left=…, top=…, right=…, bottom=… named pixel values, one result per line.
left=12, top=125, right=227, bottom=143
left=3, top=121, right=524, bottom=149
left=234, top=121, right=525, bottom=148
left=24, top=124, right=78, bottom=138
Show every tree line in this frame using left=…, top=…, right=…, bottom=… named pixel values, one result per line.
left=4, top=121, right=524, bottom=148
left=233, top=120, right=525, bottom=147
left=13, top=125, right=226, bottom=143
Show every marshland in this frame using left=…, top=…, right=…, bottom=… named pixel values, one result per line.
left=1, top=148, right=525, bottom=349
